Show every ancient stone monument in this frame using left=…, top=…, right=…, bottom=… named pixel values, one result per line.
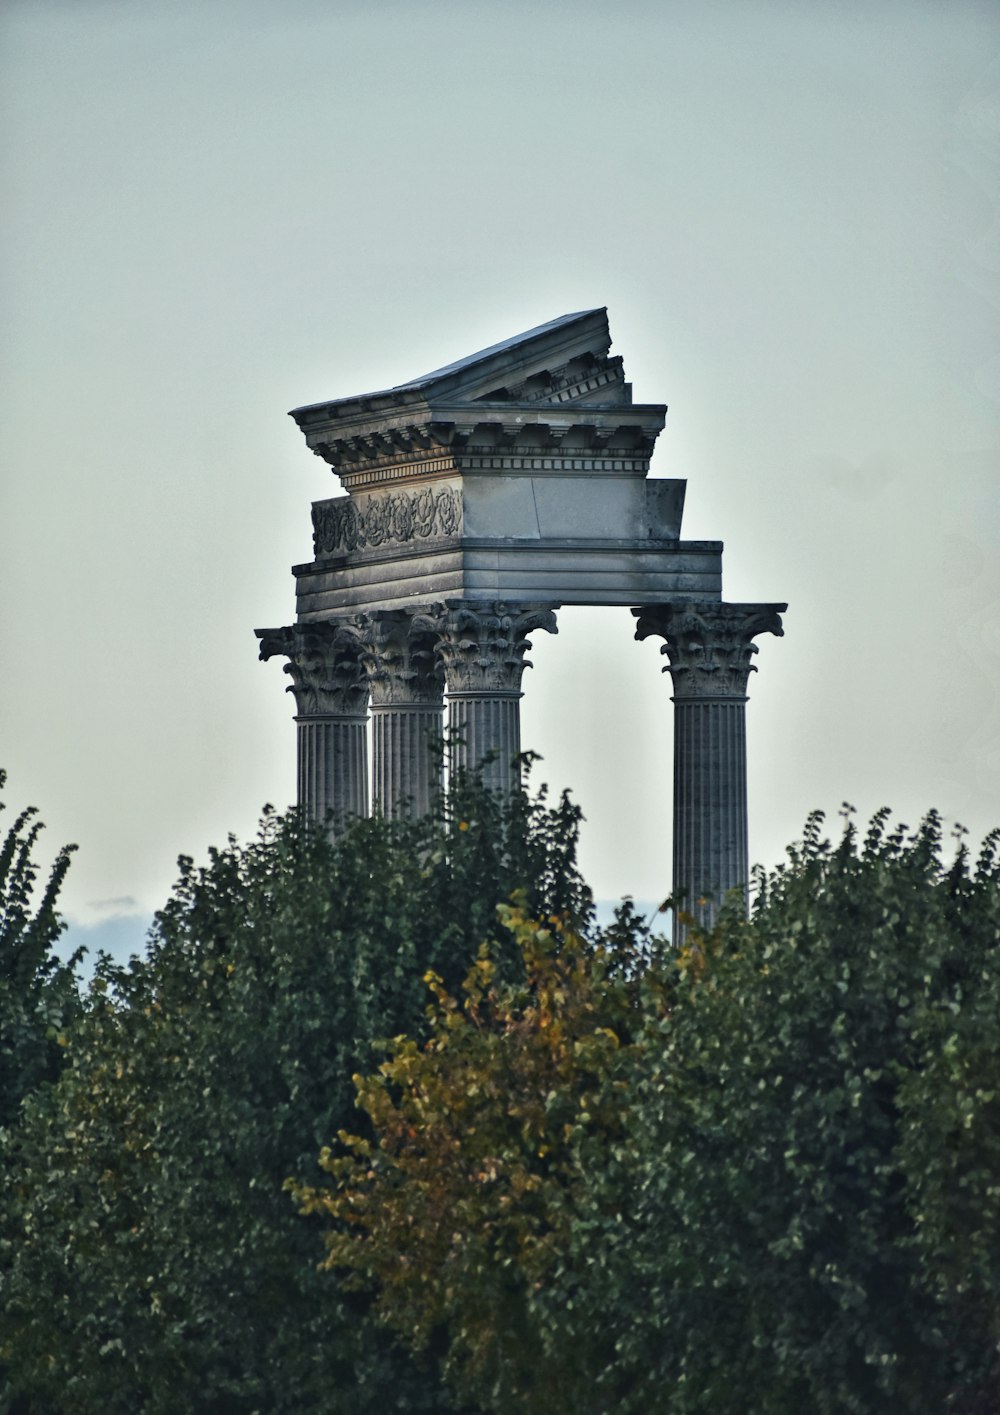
left=257, top=309, right=785, bottom=935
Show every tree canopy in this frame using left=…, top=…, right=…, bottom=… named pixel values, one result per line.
left=293, top=895, right=670, bottom=1413
left=3, top=778, right=998, bottom=1415
left=1, top=772, right=591, bottom=1413
left=300, top=808, right=1000, bottom=1415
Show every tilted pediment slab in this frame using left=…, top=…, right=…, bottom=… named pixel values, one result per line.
left=294, top=308, right=610, bottom=415
left=289, top=309, right=664, bottom=480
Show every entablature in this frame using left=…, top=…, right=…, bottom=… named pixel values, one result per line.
left=289, top=309, right=667, bottom=489
left=301, top=403, right=666, bottom=485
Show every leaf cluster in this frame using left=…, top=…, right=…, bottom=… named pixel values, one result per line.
left=308, top=809, right=1000, bottom=1415
left=1, top=773, right=591, bottom=1413
left=0, top=769, right=79, bottom=1131
left=293, top=897, right=668, bottom=1414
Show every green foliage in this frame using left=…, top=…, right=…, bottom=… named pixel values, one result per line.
left=544, top=809, right=999, bottom=1415
left=312, top=808, right=1000, bottom=1415
left=293, top=897, right=668, bottom=1415
left=1, top=773, right=592, bottom=1413
left=0, top=769, right=79, bottom=1131
left=6, top=783, right=998, bottom=1415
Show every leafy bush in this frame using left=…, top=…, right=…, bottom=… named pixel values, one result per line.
left=6, top=787, right=997, bottom=1415
left=309, top=809, right=1000, bottom=1415
left=1, top=773, right=591, bottom=1414
left=294, top=896, right=669, bottom=1414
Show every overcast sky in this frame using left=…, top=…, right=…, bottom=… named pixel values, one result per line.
left=2, top=0, right=998, bottom=955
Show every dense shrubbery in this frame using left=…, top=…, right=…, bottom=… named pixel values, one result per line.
left=301, top=808, right=1000, bottom=1415
left=2, top=774, right=998, bottom=1414
left=1, top=771, right=590, bottom=1413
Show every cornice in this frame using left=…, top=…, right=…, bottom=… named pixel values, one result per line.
left=301, top=404, right=667, bottom=480
left=289, top=311, right=663, bottom=482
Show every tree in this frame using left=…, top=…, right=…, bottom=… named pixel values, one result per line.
left=0, top=769, right=79, bottom=1132
left=573, top=809, right=1000, bottom=1415
left=293, top=896, right=668, bottom=1415
left=1, top=772, right=593, bottom=1414
left=307, top=809, right=1000, bottom=1415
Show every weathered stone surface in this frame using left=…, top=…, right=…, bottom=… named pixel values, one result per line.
left=294, top=541, right=722, bottom=618
left=295, top=717, right=369, bottom=833
left=634, top=601, right=786, bottom=938
left=311, top=485, right=462, bottom=557
left=416, top=601, right=558, bottom=793
left=419, top=601, right=558, bottom=696
left=633, top=602, right=786, bottom=700
left=255, top=622, right=369, bottom=831
left=256, top=621, right=369, bottom=716
left=341, top=610, right=445, bottom=819
left=257, top=314, right=786, bottom=908
left=287, top=310, right=722, bottom=617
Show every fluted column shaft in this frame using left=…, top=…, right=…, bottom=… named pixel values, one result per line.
left=672, top=698, right=748, bottom=931
left=421, top=601, right=558, bottom=794
left=296, top=714, right=369, bottom=826
left=256, top=621, right=370, bottom=836
left=349, top=610, right=444, bottom=820
left=447, top=693, right=523, bottom=793
left=634, top=601, right=785, bottom=940
left=369, top=702, right=443, bottom=818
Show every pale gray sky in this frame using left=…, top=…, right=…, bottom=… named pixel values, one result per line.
left=3, top=1, right=998, bottom=948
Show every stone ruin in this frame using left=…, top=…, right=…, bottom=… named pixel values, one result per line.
left=257, top=308, right=785, bottom=935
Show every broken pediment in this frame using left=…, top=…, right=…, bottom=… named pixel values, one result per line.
left=401, top=309, right=631, bottom=407
left=290, top=309, right=664, bottom=488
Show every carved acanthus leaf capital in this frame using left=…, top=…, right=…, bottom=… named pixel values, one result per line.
left=342, top=610, right=445, bottom=708
left=633, top=601, right=786, bottom=699
left=414, top=600, right=559, bottom=695
left=256, top=622, right=369, bottom=717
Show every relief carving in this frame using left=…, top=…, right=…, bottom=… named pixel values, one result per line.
left=416, top=601, right=559, bottom=695
left=341, top=610, right=444, bottom=709
left=256, top=621, right=369, bottom=717
left=633, top=602, right=786, bottom=699
left=313, top=485, right=462, bottom=557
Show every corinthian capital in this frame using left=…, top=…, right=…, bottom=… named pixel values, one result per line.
left=255, top=621, right=368, bottom=716
left=633, top=601, right=786, bottom=699
left=418, top=601, right=559, bottom=695
left=342, top=610, right=444, bottom=708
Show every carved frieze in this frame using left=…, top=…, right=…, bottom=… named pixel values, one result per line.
left=312, top=485, right=462, bottom=557
left=255, top=621, right=369, bottom=717
left=633, top=602, right=786, bottom=699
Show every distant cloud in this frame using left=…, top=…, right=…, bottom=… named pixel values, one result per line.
left=60, top=897, right=151, bottom=970
left=87, top=895, right=142, bottom=916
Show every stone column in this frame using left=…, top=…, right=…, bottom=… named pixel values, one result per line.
left=420, top=602, right=558, bottom=793
left=347, top=610, right=445, bottom=819
left=255, top=621, right=369, bottom=833
left=633, top=601, right=785, bottom=939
